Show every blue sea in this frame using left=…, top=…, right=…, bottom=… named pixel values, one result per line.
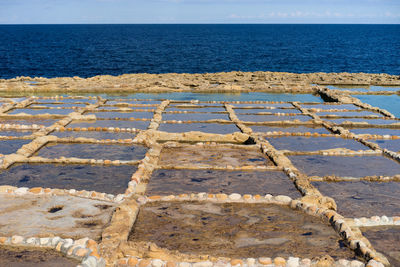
left=0, top=24, right=399, bottom=79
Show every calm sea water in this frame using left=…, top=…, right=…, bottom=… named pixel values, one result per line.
left=0, top=24, right=399, bottom=79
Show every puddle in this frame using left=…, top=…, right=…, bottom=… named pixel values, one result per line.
left=147, top=169, right=301, bottom=198
left=162, top=112, right=229, bottom=121
left=68, top=120, right=150, bottom=130
left=312, top=181, right=400, bottom=218
left=158, top=123, right=239, bottom=134
left=0, top=139, right=31, bottom=155
left=159, top=145, right=274, bottom=168
left=301, top=104, right=360, bottom=110
left=237, top=114, right=312, bottom=122
left=0, top=119, right=57, bottom=127
left=51, top=130, right=135, bottom=140
left=344, top=127, right=400, bottom=136
left=36, top=143, right=147, bottom=161
left=87, top=111, right=154, bottom=119
left=267, top=136, right=368, bottom=151
left=289, top=155, right=400, bottom=178
left=0, top=194, right=115, bottom=241
left=352, top=95, right=400, bottom=118
left=360, top=226, right=400, bottom=266
left=129, top=202, right=355, bottom=259
left=325, top=118, right=400, bottom=125
left=7, top=108, right=75, bottom=115
left=372, top=139, right=400, bottom=152
left=234, top=108, right=301, bottom=114
left=0, top=130, right=33, bottom=137
left=250, top=125, right=330, bottom=134
left=0, top=245, right=79, bottom=267
left=0, top=164, right=136, bottom=194
left=317, top=110, right=382, bottom=117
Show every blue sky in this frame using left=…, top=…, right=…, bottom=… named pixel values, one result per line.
left=0, top=0, right=399, bottom=24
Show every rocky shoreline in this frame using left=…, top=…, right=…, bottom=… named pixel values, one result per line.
left=0, top=72, right=399, bottom=93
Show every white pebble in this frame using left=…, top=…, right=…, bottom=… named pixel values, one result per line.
left=229, top=193, right=241, bottom=200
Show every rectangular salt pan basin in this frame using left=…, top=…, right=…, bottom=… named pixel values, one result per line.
left=0, top=130, right=33, bottom=137
left=312, top=181, right=400, bottom=218
left=51, top=130, right=135, bottom=140
left=326, top=118, right=400, bottom=125
left=147, top=169, right=301, bottom=198
left=372, top=139, right=400, bottom=152
left=159, top=145, right=274, bottom=168
left=1, top=119, right=57, bottom=127
left=68, top=120, right=150, bottom=130
left=301, top=104, right=360, bottom=110
left=267, top=136, right=368, bottom=151
left=289, top=155, right=400, bottom=178
left=238, top=114, right=312, bottom=122
left=162, top=112, right=229, bottom=121
left=0, top=139, right=32, bottom=155
left=360, top=226, right=400, bottom=267
left=129, top=201, right=356, bottom=259
left=166, top=107, right=226, bottom=113
left=251, top=125, right=330, bottom=134
left=344, top=127, right=400, bottom=136
left=87, top=111, right=154, bottom=119
left=158, top=123, right=239, bottom=134
left=0, top=164, right=137, bottom=194
left=36, top=143, right=147, bottom=161
left=8, top=108, right=75, bottom=115
left=234, top=108, right=301, bottom=114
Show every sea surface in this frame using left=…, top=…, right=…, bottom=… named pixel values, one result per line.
left=0, top=24, right=399, bottom=79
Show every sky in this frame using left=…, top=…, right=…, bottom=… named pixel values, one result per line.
left=0, top=0, right=399, bottom=24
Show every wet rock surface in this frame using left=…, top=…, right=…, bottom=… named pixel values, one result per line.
left=129, top=201, right=357, bottom=259
left=0, top=245, right=79, bottom=267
